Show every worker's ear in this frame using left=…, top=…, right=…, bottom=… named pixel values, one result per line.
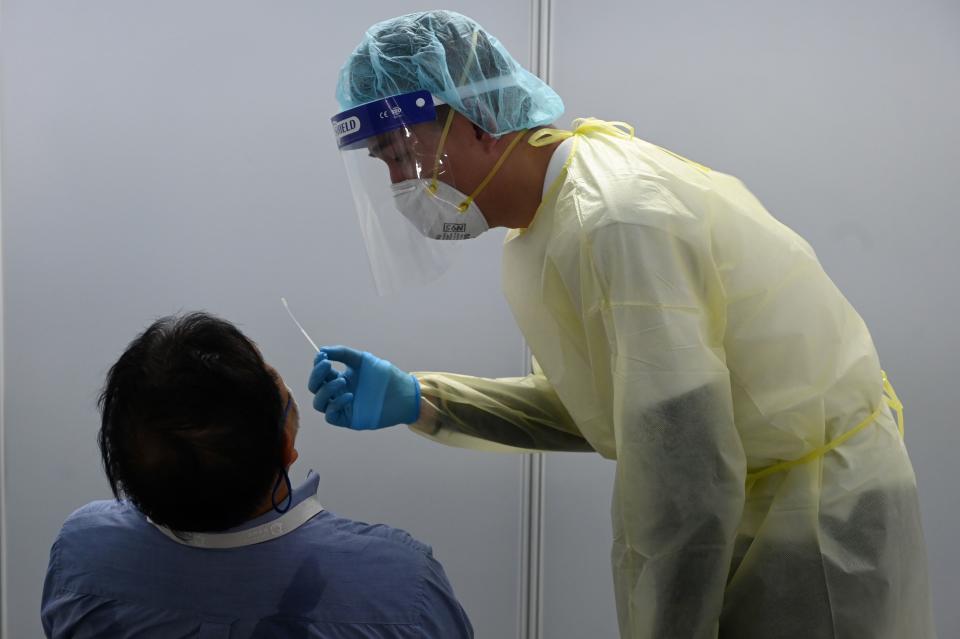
left=472, top=124, right=502, bottom=154
left=457, top=102, right=500, bottom=154
left=472, top=123, right=519, bottom=158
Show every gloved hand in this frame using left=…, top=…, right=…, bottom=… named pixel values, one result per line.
left=308, top=346, right=421, bottom=430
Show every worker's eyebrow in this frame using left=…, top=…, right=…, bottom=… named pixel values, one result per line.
left=367, top=134, right=394, bottom=157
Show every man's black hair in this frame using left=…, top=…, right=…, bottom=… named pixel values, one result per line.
left=97, top=312, right=285, bottom=532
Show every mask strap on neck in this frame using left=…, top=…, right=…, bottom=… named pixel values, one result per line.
left=457, top=129, right=529, bottom=213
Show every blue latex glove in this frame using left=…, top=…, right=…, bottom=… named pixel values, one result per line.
left=308, top=346, right=420, bottom=430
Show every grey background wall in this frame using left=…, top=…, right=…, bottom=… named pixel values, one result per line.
left=3, top=1, right=959, bottom=638
left=0, top=2, right=532, bottom=638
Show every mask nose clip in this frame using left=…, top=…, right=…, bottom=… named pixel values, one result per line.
left=391, top=181, right=419, bottom=196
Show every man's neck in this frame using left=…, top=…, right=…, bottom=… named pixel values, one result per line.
left=479, top=135, right=562, bottom=229
left=251, top=473, right=292, bottom=518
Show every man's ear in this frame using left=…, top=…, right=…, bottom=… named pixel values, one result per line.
left=282, top=428, right=299, bottom=467
left=461, top=98, right=499, bottom=150
left=472, top=123, right=502, bottom=154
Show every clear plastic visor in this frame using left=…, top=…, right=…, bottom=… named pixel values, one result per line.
left=332, top=91, right=464, bottom=295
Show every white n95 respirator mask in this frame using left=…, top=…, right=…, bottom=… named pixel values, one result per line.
left=391, top=179, right=489, bottom=241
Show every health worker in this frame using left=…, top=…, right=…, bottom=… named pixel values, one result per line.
left=312, top=10, right=936, bottom=639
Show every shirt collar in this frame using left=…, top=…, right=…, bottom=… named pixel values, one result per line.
left=223, top=470, right=320, bottom=533
left=147, top=470, right=323, bottom=549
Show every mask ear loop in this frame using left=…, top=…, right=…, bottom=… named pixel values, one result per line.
left=271, top=469, right=293, bottom=514
left=429, top=107, right=457, bottom=194
left=272, top=392, right=295, bottom=514
left=429, top=27, right=482, bottom=195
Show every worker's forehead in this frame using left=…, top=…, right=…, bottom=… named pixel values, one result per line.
left=365, top=124, right=438, bottom=150
left=366, top=130, right=406, bottom=152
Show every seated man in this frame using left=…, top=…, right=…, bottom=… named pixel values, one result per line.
left=41, top=312, right=473, bottom=638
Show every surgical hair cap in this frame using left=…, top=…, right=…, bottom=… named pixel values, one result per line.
left=336, top=10, right=564, bottom=135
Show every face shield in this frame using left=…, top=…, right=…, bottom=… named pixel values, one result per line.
left=332, top=90, right=481, bottom=295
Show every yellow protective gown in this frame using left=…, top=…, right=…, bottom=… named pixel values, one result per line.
left=411, top=121, right=935, bottom=638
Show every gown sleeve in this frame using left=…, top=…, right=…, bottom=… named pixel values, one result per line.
left=409, top=358, right=594, bottom=453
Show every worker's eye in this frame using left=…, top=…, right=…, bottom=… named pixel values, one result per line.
left=368, top=146, right=410, bottom=165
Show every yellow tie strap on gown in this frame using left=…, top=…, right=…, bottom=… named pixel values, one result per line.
left=528, top=117, right=635, bottom=147
left=745, top=372, right=904, bottom=491
left=529, top=118, right=712, bottom=173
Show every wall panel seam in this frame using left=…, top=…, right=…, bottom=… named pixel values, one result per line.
left=518, top=2, right=552, bottom=638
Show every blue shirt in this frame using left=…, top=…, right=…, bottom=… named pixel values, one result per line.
left=41, top=471, right=474, bottom=638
